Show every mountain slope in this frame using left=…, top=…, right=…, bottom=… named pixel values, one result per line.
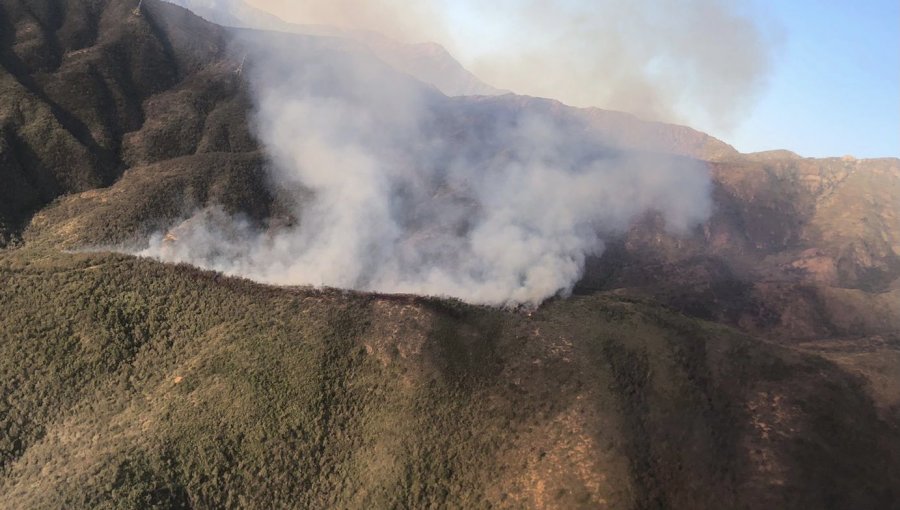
left=1, top=249, right=898, bottom=508
left=0, top=0, right=738, bottom=247
left=581, top=154, right=900, bottom=344
left=0, top=0, right=259, bottom=243
left=1, top=1, right=899, bottom=508
left=4, top=0, right=897, bottom=362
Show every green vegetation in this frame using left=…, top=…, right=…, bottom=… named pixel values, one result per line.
left=23, top=151, right=277, bottom=251
left=1, top=248, right=898, bottom=508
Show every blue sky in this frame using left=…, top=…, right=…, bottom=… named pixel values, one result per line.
left=728, top=0, right=900, bottom=158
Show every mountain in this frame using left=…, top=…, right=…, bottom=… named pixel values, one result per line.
left=580, top=154, right=900, bottom=343
left=163, top=0, right=506, bottom=97
left=1, top=0, right=899, bottom=508
left=4, top=249, right=899, bottom=509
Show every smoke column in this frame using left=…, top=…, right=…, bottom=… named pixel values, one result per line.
left=139, top=29, right=712, bottom=307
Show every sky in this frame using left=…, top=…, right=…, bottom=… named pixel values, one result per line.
left=727, top=1, right=900, bottom=158
left=244, top=0, right=899, bottom=159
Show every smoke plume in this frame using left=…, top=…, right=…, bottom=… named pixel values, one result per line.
left=139, top=31, right=712, bottom=307
left=240, top=0, right=780, bottom=130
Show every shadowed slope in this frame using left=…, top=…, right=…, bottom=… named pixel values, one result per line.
left=0, top=0, right=256, bottom=242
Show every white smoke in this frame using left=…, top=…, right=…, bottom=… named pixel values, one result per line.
left=167, top=0, right=780, bottom=131
left=139, top=32, right=712, bottom=307
left=231, top=0, right=780, bottom=131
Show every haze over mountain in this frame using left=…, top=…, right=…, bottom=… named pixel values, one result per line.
left=228, top=0, right=781, bottom=135
left=164, top=0, right=506, bottom=97
left=1, top=0, right=898, bottom=508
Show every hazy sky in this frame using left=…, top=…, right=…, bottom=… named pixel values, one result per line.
left=245, top=0, right=899, bottom=158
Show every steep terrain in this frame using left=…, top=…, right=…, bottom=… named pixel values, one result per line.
left=0, top=0, right=261, bottom=244
left=1, top=0, right=899, bottom=508
left=581, top=155, right=900, bottom=344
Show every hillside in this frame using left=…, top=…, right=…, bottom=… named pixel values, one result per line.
left=581, top=155, right=900, bottom=344
left=0, top=0, right=737, bottom=248
left=2, top=249, right=899, bottom=508
left=0, top=0, right=259, bottom=244
left=1, top=1, right=899, bottom=508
